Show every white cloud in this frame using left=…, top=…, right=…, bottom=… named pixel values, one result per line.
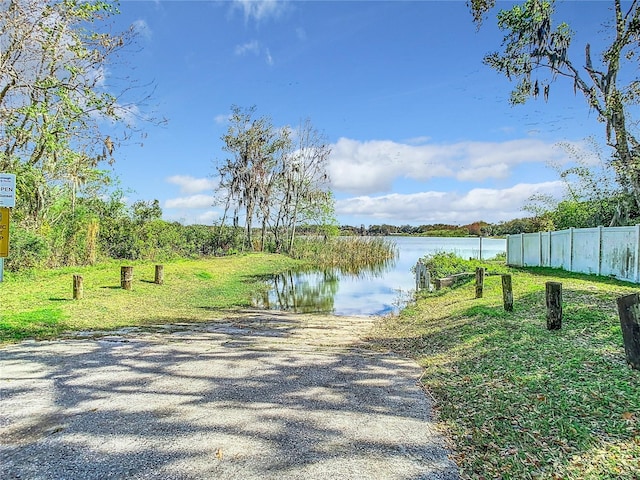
left=329, top=137, right=568, bottom=195
left=163, top=209, right=220, bottom=226
left=232, top=0, right=289, bottom=23
left=234, top=41, right=274, bottom=65
left=195, top=210, right=220, bottom=224
left=336, top=181, right=564, bottom=225
left=214, top=113, right=230, bottom=125
left=165, top=194, right=215, bottom=209
left=132, top=19, right=152, bottom=40
left=166, top=175, right=217, bottom=194
left=235, top=40, right=260, bottom=56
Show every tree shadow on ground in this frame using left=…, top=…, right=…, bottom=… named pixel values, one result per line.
left=0, top=313, right=459, bottom=480
left=368, top=283, right=639, bottom=479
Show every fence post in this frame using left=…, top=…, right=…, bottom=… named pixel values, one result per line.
left=569, top=227, right=574, bottom=272
left=505, top=234, right=510, bottom=265
left=547, top=231, right=552, bottom=267
left=121, top=266, right=133, bottom=290
left=520, top=233, right=524, bottom=266
left=546, top=282, right=562, bottom=330
left=616, top=293, right=640, bottom=370
left=501, top=274, right=513, bottom=312
left=597, top=225, right=603, bottom=276
left=155, top=265, right=164, bottom=285
left=73, top=274, right=83, bottom=300
left=475, top=267, right=485, bottom=299
left=538, top=231, right=542, bottom=266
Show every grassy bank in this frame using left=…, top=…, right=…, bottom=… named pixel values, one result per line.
left=370, top=266, right=640, bottom=479
left=0, top=253, right=301, bottom=343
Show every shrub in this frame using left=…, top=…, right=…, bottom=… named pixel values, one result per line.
left=6, top=225, right=50, bottom=271
left=418, top=252, right=508, bottom=279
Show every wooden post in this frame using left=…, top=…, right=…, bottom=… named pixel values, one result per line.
left=121, top=266, right=133, bottom=290
left=475, top=267, right=485, bottom=298
left=545, top=282, right=562, bottom=330
left=505, top=234, right=510, bottom=265
left=616, top=293, right=640, bottom=370
left=501, top=274, right=513, bottom=312
left=154, top=264, right=164, bottom=285
left=73, top=274, right=83, bottom=300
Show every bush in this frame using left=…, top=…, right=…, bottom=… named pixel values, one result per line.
left=6, top=225, right=50, bottom=271
left=418, top=252, right=508, bottom=279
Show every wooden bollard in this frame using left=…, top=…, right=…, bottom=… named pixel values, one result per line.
left=415, top=261, right=423, bottom=291
left=616, top=293, right=640, bottom=370
left=475, top=267, right=485, bottom=298
left=501, top=274, right=513, bottom=312
left=121, top=266, right=133, bottom=290
left=154, top=264, right=164, bottom=285
left=545, top=282, right=562, bottom=330
left=73, top=274, right=83, bottom=300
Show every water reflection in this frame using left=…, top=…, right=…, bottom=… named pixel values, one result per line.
left=253, top=269, right=340, bottom=314
left=254, top=236, right=507, bottom=317
left=253, top=259, right=405, bottom=316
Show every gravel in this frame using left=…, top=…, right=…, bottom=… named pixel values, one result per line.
left=1, top=310, right=459, bottom=479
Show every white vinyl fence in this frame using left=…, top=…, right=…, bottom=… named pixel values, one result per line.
left=507, top=225, right=640, bottom=283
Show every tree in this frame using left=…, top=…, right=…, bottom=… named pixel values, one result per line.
left=217, top=106, right=290, bottom=250
left=275, top=119, right=334, bottom=252
left=216, top=108, right=334, bottom=252
left=0, top=0, right=155, bottom=229
left=470, top=0, right=640, bottom=211
left=132, top=199, right=162, bottom=224
left=525, top=139, right=632, bottom=228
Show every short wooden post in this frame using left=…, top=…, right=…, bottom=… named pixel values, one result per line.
left=154, top=264, right=164, bottom=285
left=545, top=282, right=562, bottom=330
left=121, top=266, right=133, bottom=290
left=73, top=274, right=83, bottom=300
left=616, top=293, right=640, bottom=370
left=475, top=267, right=485, bottom=298
left=418, top=265, right=425, bottom=290
left=501, top=274, right=513, bottom=312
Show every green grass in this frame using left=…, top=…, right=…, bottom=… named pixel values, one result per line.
left=369, top=266, right=640, bottom=479
left=0, top=253, right=302, bottom=343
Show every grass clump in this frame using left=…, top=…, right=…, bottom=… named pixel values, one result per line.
left=369, top=261, right=640, bottom=480
left=290, top=236, right=397, bottom=274
left=0, top=253, right=301, bottom=343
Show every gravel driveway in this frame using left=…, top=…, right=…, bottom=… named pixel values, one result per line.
left=1, top=310, right=459, bottom=479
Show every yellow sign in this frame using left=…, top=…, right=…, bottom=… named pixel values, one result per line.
left=0, top=207, right=9, bottom=257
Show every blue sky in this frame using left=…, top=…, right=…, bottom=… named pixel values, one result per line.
left=106, top=0, right=620, bottom=226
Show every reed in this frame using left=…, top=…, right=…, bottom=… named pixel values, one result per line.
left=290, top=236, right=397, bottom=274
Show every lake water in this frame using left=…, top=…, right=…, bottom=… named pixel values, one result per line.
left=254, top=236, right=507, bottom=316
